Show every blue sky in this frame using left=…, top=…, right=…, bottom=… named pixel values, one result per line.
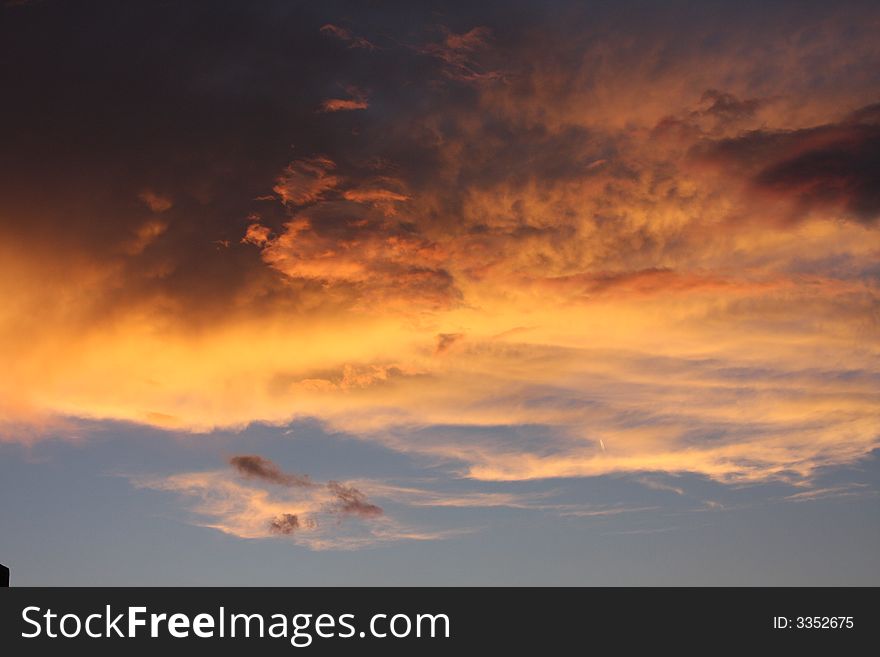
left=2, top=421, right=877, bottom=585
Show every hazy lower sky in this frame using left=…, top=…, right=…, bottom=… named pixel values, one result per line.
left=1, top=0, right=878, bottom=585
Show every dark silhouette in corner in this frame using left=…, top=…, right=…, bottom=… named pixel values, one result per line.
left=0, top=563, right=8, bottom=587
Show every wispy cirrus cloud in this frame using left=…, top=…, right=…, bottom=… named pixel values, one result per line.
left=272, top=157, right=340, bottom=206
left=781, top=483, right=877, bottom=503
left=320, top=23, right=377, bottom=51
left=416, top=26, right=503, bottom=83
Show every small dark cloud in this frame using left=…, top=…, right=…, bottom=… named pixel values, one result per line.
left=229, top=454, right=314, bottom=488
left=328, top=481, right=384, bottom=517
left=699, top=89, right=762, bottom=123
left=436, top=332, right=463, bottom=354
left=229, top=454, right=383, bottom=518
left=268, top=513, right=300, bottom=535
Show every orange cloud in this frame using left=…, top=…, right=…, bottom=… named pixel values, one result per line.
left=418, top=26, right=502, bottom=83
left=255, top=212, right=456, bottom=309
left=320, top=98, right=369, bottom=112
left=122, top=219, right=168, bottom=255
left=138, top=190, right=173, bottom=213
left=273, top=157, right=339, bottom=206
left=2, top=11, right=879, bottom=494
left=320, top=86, right=370, bottom=113
left=343, top=187, right=409, bottom=205
left=241, top=222, right=271, bottom=246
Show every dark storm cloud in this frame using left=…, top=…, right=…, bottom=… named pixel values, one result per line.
left=0, top=0, right=519, bottom=330
left=694, top=103, right=880, bottom=223
left=755, top=127, right=880, bottom=222
left=6, top=0, right=873, bottom=339
left=1, top=0, right=501, bottom=319
left=229, top=455, right=314, bottom=487
left=0, top=0, right=357, bottom=328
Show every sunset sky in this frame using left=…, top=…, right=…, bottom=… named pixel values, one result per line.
left=1, top=0, right=878, bottom=585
